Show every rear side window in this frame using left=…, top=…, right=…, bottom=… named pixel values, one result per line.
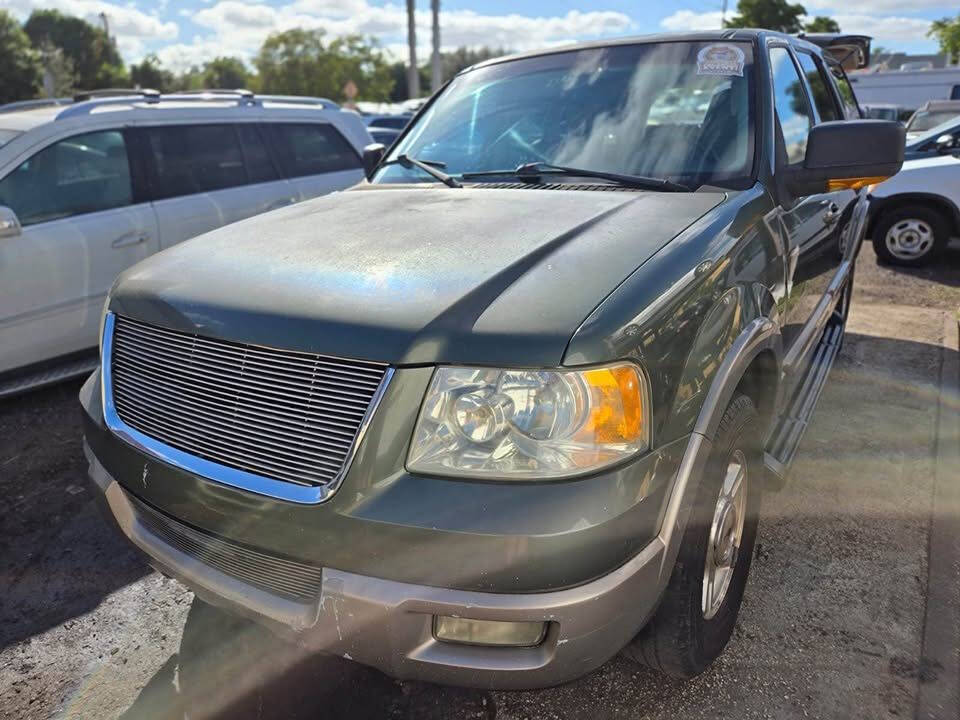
left=769, top=47, right=813, bottom=165
left=265, top=123, right=360, bottom=178
left=236, top=124, right=279, bottom=184
left=143, top=124, right=246, bottom=200
left=796, top=52, right=840, bottom=122
left=0, top=129, right=132, bottom=226
left=827, top=61, right=860, bottom=119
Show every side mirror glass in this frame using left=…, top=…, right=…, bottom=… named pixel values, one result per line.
left=787, top=120, right=905, bottom=196
left=362, top=143, right=386, bottom=182
left=0, top=206, right=21, bottom=239
left=935, top=133, right=957, bottom=153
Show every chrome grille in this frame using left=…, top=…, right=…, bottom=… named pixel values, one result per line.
left=110, top=315, right=388, bottom=487
left=131, top=493, right=324, bottom=601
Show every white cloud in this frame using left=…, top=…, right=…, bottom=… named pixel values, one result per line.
left=159, top=1, right=633, bottom=73
left=660, top=10, right=725, bottom=32
left=659, top=7, right=934, bottom=50
left=829, top=14, right=933, bottom=45
left=6, top=0, right=178, bottom=42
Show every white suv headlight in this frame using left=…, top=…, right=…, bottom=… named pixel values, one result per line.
left=407, top=363, right=650, bottom=479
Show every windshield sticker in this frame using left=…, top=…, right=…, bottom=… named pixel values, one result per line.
left=697, top=44, right=745, bottom=76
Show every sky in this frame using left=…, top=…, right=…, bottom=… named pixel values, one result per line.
left=3, top=0, right=955, bottom=73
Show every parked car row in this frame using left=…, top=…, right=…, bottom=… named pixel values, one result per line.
left=76, top=30, right=908, bottom=695
left=0, top=90, right=372, bottom=395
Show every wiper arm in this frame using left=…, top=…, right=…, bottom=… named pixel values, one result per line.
left=383, top=154, right=462, bottom=188
left=462, top=162, right=690, bottom=192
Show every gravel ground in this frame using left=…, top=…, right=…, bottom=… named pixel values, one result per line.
left=1, top=242, right=957, bottom=720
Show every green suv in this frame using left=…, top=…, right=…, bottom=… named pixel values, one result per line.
left=80, top=31, right=903, bottom=687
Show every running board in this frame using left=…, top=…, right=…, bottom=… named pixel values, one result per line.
left=764, top=318, right=845, bottom=486
left=0, top=354, right=99, bottom=399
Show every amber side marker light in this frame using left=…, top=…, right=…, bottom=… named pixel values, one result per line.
left=433, top=616, right=548, bottom=647
left=828, top=176, right=890, bottom=192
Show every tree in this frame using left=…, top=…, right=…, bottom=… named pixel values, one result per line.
left=203, top=57, right=249, bottom=89
left=804, top=16, right=840, bottom=33
left=441, top=46, right=509, bottom=79
left=38, top=41, right=76, bottom=97
left=0, top=11, right=42, bottom=104
left=130, top=54, right=174, bottom=92
left=725, top=0, right=807, bottom=33
left=24, top=9, right=127, bottom=90
left=928, top=14, right=960, bottom=65
left=254, top=29, right=394, bottom=101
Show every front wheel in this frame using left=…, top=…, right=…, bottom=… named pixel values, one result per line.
left=872, top=205, right=950, bottom=267
left=623, top=394, right=762, bottom=678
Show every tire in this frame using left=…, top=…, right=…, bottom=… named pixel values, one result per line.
left=623, top=394, right=762, bottom=679
left=871, top=205, right=950, bottom=267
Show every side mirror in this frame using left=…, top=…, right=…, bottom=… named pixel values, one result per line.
left=362, top=143, right=386, bottom=181
left=935, top=133, right=957, bottom=153
left=786, top=120, right=905, bottom=196
left=0, top=206, right=21, bottom=239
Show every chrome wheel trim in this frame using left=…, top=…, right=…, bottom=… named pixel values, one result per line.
left=885, top=218, right=934, bottom=260
left=702, top=449, right=747, bottom=620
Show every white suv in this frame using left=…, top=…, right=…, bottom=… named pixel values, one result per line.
left=0, top=91, right=372, bottom=395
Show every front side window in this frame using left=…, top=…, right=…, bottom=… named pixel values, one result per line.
left=143, top=124, right=246, bottom=200
left=375, top=41, right=757, bottom=189
left=769, top=47, right=812, bottom=165
left=0, top=130, right=132, bottom=226
left=264, top=123, right=361, bottom=178
left=796, top=52, right=840, bottom=122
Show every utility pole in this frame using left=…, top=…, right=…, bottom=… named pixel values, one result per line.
left=99, top=11, right=109, bottom=38
left=720, top=0, right=728, bottom=28
left=431, top=0, right=442, bottom=93
left=406, top=0, right=420, bottom=99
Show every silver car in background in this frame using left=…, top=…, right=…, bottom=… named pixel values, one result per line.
left=0, top=90, right=371, bottom=396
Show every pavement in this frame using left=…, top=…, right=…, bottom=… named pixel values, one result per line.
left=0, top=242, right=958, bottom=720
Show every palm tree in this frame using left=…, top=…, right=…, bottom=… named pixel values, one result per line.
left=406, top=0, right=420, bottom=98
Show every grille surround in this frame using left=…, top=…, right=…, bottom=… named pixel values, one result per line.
left=102, top=313, right=392, bottom=504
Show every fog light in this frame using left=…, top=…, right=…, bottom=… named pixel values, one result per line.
left=433, top=616, right=547, bottom=647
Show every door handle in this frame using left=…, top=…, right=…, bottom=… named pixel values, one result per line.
left=112, top=231, right=149, bottom=248
left=822, top=202, right=841, bottom=225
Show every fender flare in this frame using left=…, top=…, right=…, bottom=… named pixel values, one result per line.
left=655, top=316, right=782, bottom=583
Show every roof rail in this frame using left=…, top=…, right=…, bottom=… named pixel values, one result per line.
left=257, top=94, right=340, bottom=109
left=172, top=88, right=255, bottom=99
left=55, top=91, right=341, bottom=121
left=72, top=88, right=161, bottom=102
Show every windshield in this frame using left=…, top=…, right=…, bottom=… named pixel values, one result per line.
left=0, top=129, right=22, bottom=148
left=375, top=41, right=756, bottom=190
left=907, top=109, right=960, bottom=132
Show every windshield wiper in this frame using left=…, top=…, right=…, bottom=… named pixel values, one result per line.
left=382, top=154, right=462, bottom=188
left=462, top=162, right=690, bottom=192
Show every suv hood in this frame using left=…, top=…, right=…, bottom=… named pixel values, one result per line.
left=110, top=186, right=722, bottom=367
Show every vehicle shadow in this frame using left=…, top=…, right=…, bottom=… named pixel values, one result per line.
left=0, top=378, right=151, bottom=648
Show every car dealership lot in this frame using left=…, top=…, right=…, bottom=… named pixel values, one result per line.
left=1, top=244, right=958, bottom=720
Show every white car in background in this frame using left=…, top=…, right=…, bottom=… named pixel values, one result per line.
left=0, top=90, right=371, bottom=396
left=869, top=147, right=960, bottom=266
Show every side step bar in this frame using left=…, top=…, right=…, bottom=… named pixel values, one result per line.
left=0, top=353, right=99, bottom=400
left=764, top=317, right=845, bottom=485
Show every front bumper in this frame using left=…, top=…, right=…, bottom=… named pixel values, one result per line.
left=87, top=443, right=668, bottom=688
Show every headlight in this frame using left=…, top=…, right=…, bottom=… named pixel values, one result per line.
left=407, top=362, right=650, bottom=479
